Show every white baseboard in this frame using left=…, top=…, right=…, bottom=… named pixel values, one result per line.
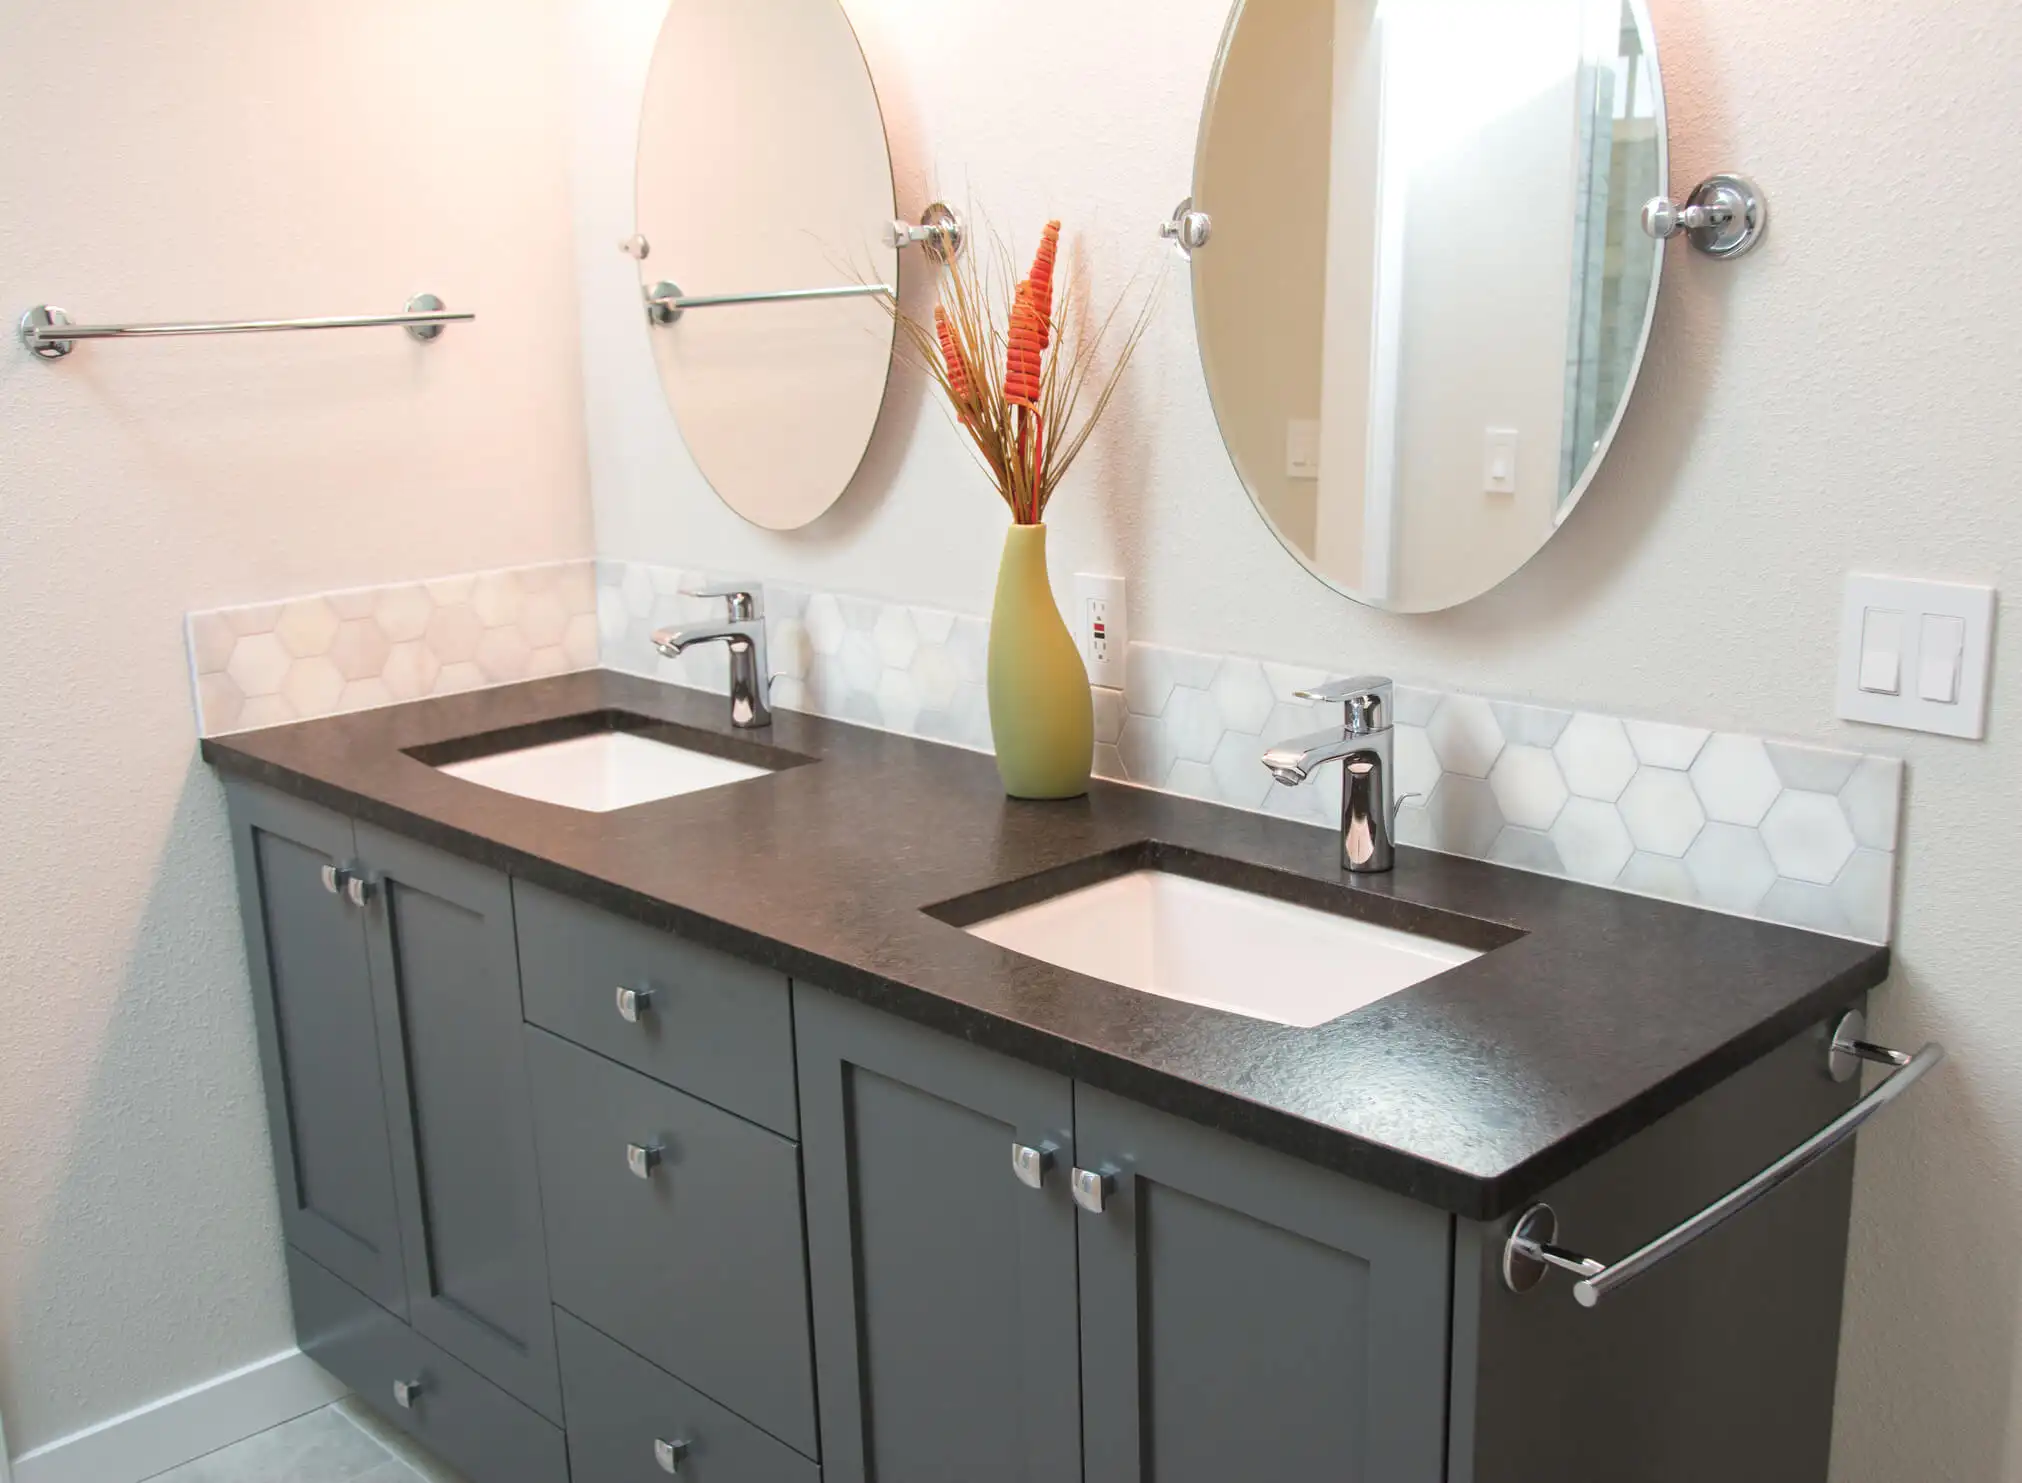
left=10, top=1349, right=348, bottom=1483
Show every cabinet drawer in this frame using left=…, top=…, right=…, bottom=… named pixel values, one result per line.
left=526, top=1028, right=819, bottom=1456
left=286, top=1246, right=567, bottom=1483
left=558, top=1309, right=820, bottom=1483
left=515, top=881, right=797, bottom=1135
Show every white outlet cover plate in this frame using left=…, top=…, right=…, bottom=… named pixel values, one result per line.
left=1074, top=572, right=1127, bottom=689
left=1836, top=573, right=1997, bottom=739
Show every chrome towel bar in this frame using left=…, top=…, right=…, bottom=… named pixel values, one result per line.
left=1504, top=1011, right=1944, bottom=1307
left=643, top=280, right=891, bottom=325
left=18, top=293, right=471, bottom=360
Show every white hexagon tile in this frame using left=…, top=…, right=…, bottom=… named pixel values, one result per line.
left=187, top=561, right=598, bottom=735
left=189, top=557, right=1908, bottom=945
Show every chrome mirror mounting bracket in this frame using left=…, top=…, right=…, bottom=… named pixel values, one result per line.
left=1160, top=197, right=1213, bottom=257
left=1642, top=172, right=1767, bottom=259
left=884, top=202, right=965, bottom=263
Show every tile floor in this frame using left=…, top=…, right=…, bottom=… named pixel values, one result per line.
left=140, top=1399, right=470, bottom=1483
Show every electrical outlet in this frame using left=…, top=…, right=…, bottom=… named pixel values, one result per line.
left=1075, top=573, right=1127, bottom=688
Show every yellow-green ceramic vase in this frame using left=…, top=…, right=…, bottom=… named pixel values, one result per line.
left=987, top=523, right=1093, bottom=799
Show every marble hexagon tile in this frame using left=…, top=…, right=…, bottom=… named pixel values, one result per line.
left=188, top=560, right=598, bottom=734
left=1392, top=701, right=1898, bottom=942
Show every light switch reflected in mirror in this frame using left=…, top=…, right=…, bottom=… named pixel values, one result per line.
left=634, top=0, right=900, bottom=530
left=1191, top=0, right=1666, bottom=611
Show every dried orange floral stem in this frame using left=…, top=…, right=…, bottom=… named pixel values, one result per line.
left=880, top=213, right=1159, bottom=525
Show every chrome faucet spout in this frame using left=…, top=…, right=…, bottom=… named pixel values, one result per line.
left=657, top=617, right=762, bottom=656
left=1262, top=727, right=1368, bottom=785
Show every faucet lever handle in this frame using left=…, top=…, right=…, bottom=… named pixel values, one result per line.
left=681, top=581, right=764, bottom=621
left=1292, top=674, right=1393, bottom=705
left=1293, top=675, right=1393, bottom=733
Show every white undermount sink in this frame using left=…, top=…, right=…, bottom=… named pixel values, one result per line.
left=964, top=869, right=1480, bottom=1027
left=435, top=730, right=771, bottom=813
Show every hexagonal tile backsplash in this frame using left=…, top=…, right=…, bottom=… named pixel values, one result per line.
left=189, top=559, right=1904, bottom=945
left=188, top=561, right=599, bottom=734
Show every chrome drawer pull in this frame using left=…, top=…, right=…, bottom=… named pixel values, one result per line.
left=626, top=1142, right=664, bottom=1180
left=1070, top=1166, right=1116, bottom=1214
left=615, top=985, right=655, bottom=1023
left=320, top=862, right=374, bottom=906
left=654, top=1437, right=691, bottom=1474
left=1011, top=1142, right=1056, bottom=1189
left=1505, top=1013, right=1944, bottom=1307
left=392, top=1378, right=423, bottom=1409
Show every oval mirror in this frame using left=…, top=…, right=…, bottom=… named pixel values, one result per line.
left=1191, top=0, right=1666, bottom=611
left=635, top=0, right=898, bottom=530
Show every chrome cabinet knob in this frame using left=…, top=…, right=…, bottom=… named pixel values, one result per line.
left=1011, top=1142, right=1056, bottom=1189
left=392, top=1378, right=423, bottom=1410
left=320, top=863, right=374, bottom=906
left=626, top=1142, right=664, bottom=1180
left=653, top=1437, right=691, bottom=1474
left=1070, top=1166, right=1116, bottom=1214
left=615, top=986, right=655, bottom=1023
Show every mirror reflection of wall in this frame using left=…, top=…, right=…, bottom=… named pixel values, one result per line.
left=1193, top=0, right=1664, bottom=612
left=635, top=0, right=899, bottom=531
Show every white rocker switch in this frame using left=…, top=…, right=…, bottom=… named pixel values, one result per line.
left=1918, top=614, right=1966, bottom=703
left=1857, top=609, right=1902, bottom=695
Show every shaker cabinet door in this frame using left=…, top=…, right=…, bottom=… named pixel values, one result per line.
left=357, top=824, right=562, bottom=1423
left=227, top=785, right=408, bottom=1316
left=1075, top=1086, right=1452, bottom=1483
left=797, top=988, right=1083, bottom=1483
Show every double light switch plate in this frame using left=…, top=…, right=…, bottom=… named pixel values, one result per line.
left=1838, top=574, right=1997, bottom=738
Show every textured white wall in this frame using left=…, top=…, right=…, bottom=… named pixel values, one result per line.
left=572, top=0, right=2022, bottom=1476
left=0, top=0, right=591, bottom=1456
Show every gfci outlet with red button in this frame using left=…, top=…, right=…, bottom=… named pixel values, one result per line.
left=1837, top=574, right=1997, bottom=739
left=1075, top=572, right=1127, bottom=689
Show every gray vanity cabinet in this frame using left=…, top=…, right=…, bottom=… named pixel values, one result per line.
left=797, top=988, right=1085, bottom=1483
left=356, top=823, right=562, bottom=1423
left=797, top=987, right=1449, bottom=1483
left=226, top=784, right=563, bottom=1436
left=227, top=788, right=408, bottom=1317
left=1075, top=1085, right=1452, bottom=1483
left=226, top=768, right=1862, bottom=1483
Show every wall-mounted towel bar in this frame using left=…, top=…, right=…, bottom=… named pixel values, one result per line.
left=17, top=293, right=472, bottom=360
left=1503, top=1010, right=1944, bottom=1307
left=643, top=280, right=891, bottom=326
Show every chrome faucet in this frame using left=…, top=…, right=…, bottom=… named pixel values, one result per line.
left=652, top=583, right=772, bottom=728
left=1261, top=676, right=1408, bottom=873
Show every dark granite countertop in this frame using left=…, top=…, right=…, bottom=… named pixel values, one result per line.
left=202, top=670, right=1888, bottom=1221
